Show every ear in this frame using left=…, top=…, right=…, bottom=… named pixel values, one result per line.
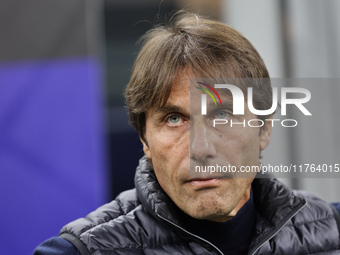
left=259, top=115, right=273, bottom=151
left=140, top=136, right=151, bottom=159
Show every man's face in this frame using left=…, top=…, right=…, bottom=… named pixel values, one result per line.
left=142, top=70, right=272, bottom=222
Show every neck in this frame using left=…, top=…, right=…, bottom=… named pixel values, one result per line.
left=209, top=185, right=252, bottom=222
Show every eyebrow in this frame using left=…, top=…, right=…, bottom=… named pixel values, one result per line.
left=153, top=104, right=188, bottom=115
left=152, top=100, right=235, bottom=117
left=207, top=100, right=234, bottom=110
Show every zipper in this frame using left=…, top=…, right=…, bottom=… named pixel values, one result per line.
left=156, top=213, right=224, bottom=255
left=249, top=200, right=307, bottom=255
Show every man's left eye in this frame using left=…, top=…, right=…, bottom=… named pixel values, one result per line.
left=215, top=110, right=229, bottom=119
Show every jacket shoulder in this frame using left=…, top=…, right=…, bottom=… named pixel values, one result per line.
left=59, top=189, right=140, bottom=238
left=275, top=190, right=340, bottom=254
left=253, top=180, right=340, bottom=255
left=59, top=189, right=187, bottom=254
left=291, top=190, right=335, bottom=225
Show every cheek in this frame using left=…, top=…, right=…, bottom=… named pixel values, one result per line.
left=147, top=127, right=189, bottom=181
left=152, top=127, right=189, bottom=156
left=146, top=124, right=171, bottom=156
left=149, top=133, right=182, bottom=161
left=217, top=127, right=260, bottom=164
left=240, top=128, right=261, bottom=162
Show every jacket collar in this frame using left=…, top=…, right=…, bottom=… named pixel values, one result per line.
left=252, top=174, right=306, bottom=226
left=134, top=156, right=185, bottom=227
left=135, top=156, right=306, bottom=233
left=248, top=174, right=307, bottom=254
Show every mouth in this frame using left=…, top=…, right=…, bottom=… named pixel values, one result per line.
left=184, top=178, right=225, bottom=189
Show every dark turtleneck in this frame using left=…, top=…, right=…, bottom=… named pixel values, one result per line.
left=180, top=188, right=256, bottom=255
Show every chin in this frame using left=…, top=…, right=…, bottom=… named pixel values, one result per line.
left=188, top=210, right=232, bottom=222
left=183, top=202, right=232, bottom=221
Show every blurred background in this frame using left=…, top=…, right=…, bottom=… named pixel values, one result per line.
left=0, top=0, right=339, bottom=254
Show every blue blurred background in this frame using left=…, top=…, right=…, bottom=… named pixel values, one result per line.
left=0, top=0, right=339, bottom=254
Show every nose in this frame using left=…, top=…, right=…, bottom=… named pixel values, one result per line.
left=190, top=121, right=216, bottom=163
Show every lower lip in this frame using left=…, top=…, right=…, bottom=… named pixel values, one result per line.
left=186, top=178, right=222, bottom=188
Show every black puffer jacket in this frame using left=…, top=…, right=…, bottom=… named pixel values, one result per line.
left=59, top=157, right=340, bottom=254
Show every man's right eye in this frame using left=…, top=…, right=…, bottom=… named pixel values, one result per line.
left=166, top=114, right=184, bottom=127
